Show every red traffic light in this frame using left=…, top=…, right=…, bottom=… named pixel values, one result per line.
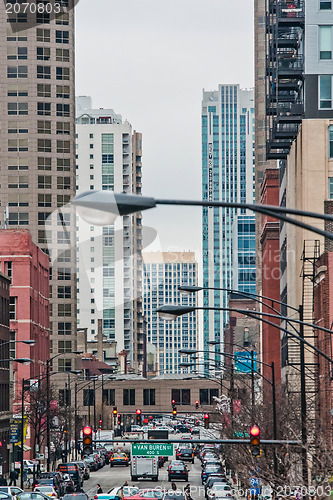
left=204, top=413, right=209, bottom=419
left=171, top=400, right=176, bottom=405
left=83, top=426, right=92, bottom=436
left=99, top=419, right=102, bottom=424
left=250, top=425, right=260, bottom=437
left=136, top=409, right=142, bottom=415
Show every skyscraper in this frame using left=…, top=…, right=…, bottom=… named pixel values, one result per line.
left=0, top=1, right=77, bottom=369
left=143, top=252, right=198, bottom=375
left=75, top=97, right=145, bottom=374
left=202, top=85, right=255, bottom=364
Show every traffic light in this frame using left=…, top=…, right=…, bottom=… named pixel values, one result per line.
left=172, top=407, right=177, bottom=419
left=171, top=399, right=176, bottom=407
left=136, top=409, right=142, bottom=425
left=250, top=425, right=261, bottom=456
left=82, top=426, right=93, bottom=455
left=195, top=400, right=199, bottom=409
left=113, top=407, right=117, bottom=416
left=204, top=413, right=209, bottom=429
left=99, top=419, right=102, bottom=429
left=117, top=414, right=121, bottom=426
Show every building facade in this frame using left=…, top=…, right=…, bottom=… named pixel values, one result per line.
left=202, top=85, right=255, bottom=367
left=0, top=271, right=11, bottom=474
left=75, top=97, right=145, bottom=374
left=143, top=252, right=198, bottom=375
left=232, top=215, right=256, bottom=295
left=0, top=1, right=77, bottom=371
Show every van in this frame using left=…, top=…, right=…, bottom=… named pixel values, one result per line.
left=56, top=463, right=83, bottom=490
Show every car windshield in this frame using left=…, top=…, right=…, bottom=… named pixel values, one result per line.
left=36, top=488, right=53, bottom=492
left=123, top=488, right=139, bottom=497
left=18, top=495, right=48, bottom=500
left=213, top=486, right=230, bottom=491
left=206, top=466, right=221, bottom=471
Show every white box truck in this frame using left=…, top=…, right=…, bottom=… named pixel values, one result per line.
left=130, top=456, right=159, bottom=481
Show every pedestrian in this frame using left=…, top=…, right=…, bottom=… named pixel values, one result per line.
left=97, top=484, right=103, bottom=494
left=184, top=484, right=192, bottom=500
left=171, top=483, right=177, bottom=491
left=9, top=469, right=17, bottom=486
left=0, top=476, right=7, bottom=486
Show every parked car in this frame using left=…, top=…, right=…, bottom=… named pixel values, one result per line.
left=206, top=484, right=232, bottom=500
left=202, top=458, right=222, bottom=469
left=110, top=453, right=129, bottom=467
left=23, top=460, right=44, bottom=474
left=0, top=488, right=23, bottom=497
left=33, top=486, right=58, bottom=499
left=201, top=464, right=223, bottom=484
left=168, top=461, right=189, bottom=482
left=204, top=475, right=229, bottom=495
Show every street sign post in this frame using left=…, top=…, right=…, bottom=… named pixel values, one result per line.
left=10, top=424, right=20, bottom=444
left=132, top=443, right=173, bottom=457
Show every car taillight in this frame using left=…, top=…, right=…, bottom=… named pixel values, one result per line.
left=52, top=494, right=56, bottom=497
left=94, top=496, right=98, bottom=499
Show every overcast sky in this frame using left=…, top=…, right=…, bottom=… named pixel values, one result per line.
left=75, top=0, right=254, bottom=254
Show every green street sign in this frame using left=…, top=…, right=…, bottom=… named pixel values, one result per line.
left=132, top=443, right=174, bottom=457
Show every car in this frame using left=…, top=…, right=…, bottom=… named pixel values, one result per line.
left=18, top=493, right=51, bottom=500
left=83, top=456, right=98, bottom=472
left=176, top=425, right=190, bottom=433
left=201, top=465, right=223, bottom=484
left=207, top=484, right=232, bottom=499
left=0, top=493, right=11, bottom=500
left=164, top=492, right=185, bottom=500
left=202, top=458, right=222, bottom=469
left=168, top=461, right=189, bottom=482
left=95, top=487, right=140, bottom=500
left=176, top=448, right=194, bottom=464
left=73, top=461, right=90, bottom=480
left=0, top=488, right=23, bottom=497
left=205, top=476, right=229, bottom=494
left=62, top=494, right=89, bottom=500
left=23, top=461, right=45, bottom=474
left=56, top=463, right=83, bottom=490
left=34, top=473, right=65, bottom=496
left=33, top=486, right=58, bottom=499
left=191, top=427, right=200, bottom=435
left=124, top=490, right=164, bottom=500
left=110, top=453, right=130, bottom=467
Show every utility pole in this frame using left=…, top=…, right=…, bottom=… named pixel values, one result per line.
left=299, top=305, right=308, bottom=487
left=251, top=350, right=255, bottom=419
left=271, top=362, right=278, bottom=475
left=46, top=360, right=50, bottom=472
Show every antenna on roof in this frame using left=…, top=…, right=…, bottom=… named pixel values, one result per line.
left=2, top=206, right=9, bottom=229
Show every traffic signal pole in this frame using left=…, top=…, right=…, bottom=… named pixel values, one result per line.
left=299, top=306, right=308, bottom=488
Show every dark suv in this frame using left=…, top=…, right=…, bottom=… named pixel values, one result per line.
left=168, top=461, right=189, bottom=482
left=176, top=448, right=194, bottom=464
left=57, top=463, right=83, bottom=491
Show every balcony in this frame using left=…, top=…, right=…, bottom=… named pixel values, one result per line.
left=277, top=55, right=304, bottom=78
left=276, top=101, right=303, bottom=122
left=276, top=1, right=305, bottom=27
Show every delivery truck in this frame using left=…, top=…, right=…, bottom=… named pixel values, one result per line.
left=130, top=456, right=159, bottom=481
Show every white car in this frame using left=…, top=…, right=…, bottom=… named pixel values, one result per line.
left=207, top=484, right=232, bottom=499
left=34, top=486, right=58, bottom=498
left=0, top=487, right=23, bottom=497
left=23, top=460, right=44, bottom=473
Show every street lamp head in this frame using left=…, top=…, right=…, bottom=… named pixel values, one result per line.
left=178, top=285, right=203, bottom=295
left=179, top=348, right=199, bottom=355
left=207, top=340, right=220, bottom=345
left=22, top=340, right=36, bottom=346
left=72, top=190, right=156, bottom=226
left=179, top=362, right=195, bottom=368
left=70, top=370, right=81, bottom=375
left=157, top=305, right=197, bottom=321
left=73, top=350, right=84, bottom=355
left=14, top=358, right=32, bottom=365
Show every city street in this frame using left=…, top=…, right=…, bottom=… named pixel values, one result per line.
left=83, top=459, right=208, bottom=500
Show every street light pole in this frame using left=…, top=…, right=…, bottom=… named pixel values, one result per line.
left=251, top=350, right=255, bottom=419
left=46, top=360, right=50, bottom=471
left=299, top=305, right=308, bottom=487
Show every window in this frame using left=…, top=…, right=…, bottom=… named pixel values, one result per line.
left=58, top=358, right=72, bottom=372
left=57, top=268, right=71, bottom=280
left=8, top=121, right=28, bottom=134
left=57, top=194, right=70, bottom=207
left=38, top=157, right=52, bottom=170
left=38, top=176, right=52, bottom=189
left=58, top=304, right=71, bottom=316
left=37, top=102, right=51, bottom=116
left=8, top=194, right=29, bottom=207
left=319, top=75, right=333, bottom=108
left=123, top=389, right=135, bottom=405
left=5, top=262, right=12, bottom=279
left=36, top=10, right=50, bottom=25
left=57, top=177, right=71, bottom=190
left=58, top=286, right=71, bottom=298
left=7, top=47, right=27, bottom=60
left=7, top=29, right=27, bottom=42
left=56, top=67, right=70, bottom=80
left=57, top=231, right=70, bottom=244
left=199, top=389, right=219, bottom=405
left=329, top=126, right=333, bottom=158
left=38, top=230, right=51, bottom=244
left=7, top=66, right=28, bottom=78
left=83, top=389, right=95, bottom=406
left=8, top=212, right=29, bottom=225
left=37, top=47, right=50, bottom=61
left=171, top=389, right=191, bottom=405
left=320, top=0, right=332, bottom=8
left=57, top=140, right=70, bottom=153
left=8, top=159, right=28, bottom=170
left=58, top=340, right=72, bottom=353
left=8, top=102, right=28, bottom=115
left=36, top=29, right=50, bottom=43
left=57, top=158, right=71, bottom=171
left=58, top=322, right=72, bottom=335
left=38, top=139, right=51, bottom=153
left=8, top=176, right=29, bottom=189
left=9, top=297, right=16, bottom=320
left=59, top=389, right=70, bottom=407
left=37, top=84, right=51, bottom=98
left=102, top=389, right=115, bottom=406
left=56, top=49, right=70, bottom=62
left=319, top=26, right=332, bottom=59
left=38, top=212, right=51, bottom=225
left=7, top=12, right=27, bottom=23
left=143, top=389, right=155, bottom=405
left=56, top=104, right=70, bottom=117
left=329, top=177, right=333, bottom=198
left=56, top=122, right=70, bottom=136
left=37, top=121, right=51, bottom=134
left=56, top=85, right=70, bottom=98
left=37, top=65, right=51, bottom=79
left=56, top=31, right=69, bottom=43
left=56, top=12, right=69, bottom=25
left=38, top=194, right=52, bottom=207
left=7, top=84, right=28, bottom=97
left=8, top=139, right=28, bottom=152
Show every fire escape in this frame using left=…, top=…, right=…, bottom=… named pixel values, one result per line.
left=266, top=0, right=305, bottom=160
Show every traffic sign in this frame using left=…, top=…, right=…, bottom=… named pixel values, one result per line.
left=250, top=478, right=260, bottom=487
left=132, top=443, right=173, bottom=457
left=10, top=424, right=20, bottom=443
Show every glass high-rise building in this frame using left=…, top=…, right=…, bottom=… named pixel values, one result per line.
left=202, top=84, right=255, bottom=365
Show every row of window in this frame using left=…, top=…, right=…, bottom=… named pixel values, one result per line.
left=7, top=84, right=70, bottom=99
left=8, top=65, right=71, bottom=79
left=8, top=101, right=71, bottom=115
left=8, top=47, right=70, bottom=62
left=79, top=388, right=219, bottom=407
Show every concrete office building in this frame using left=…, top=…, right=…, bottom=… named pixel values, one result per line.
left=143, top=252, right=198, bottom=375
left=76, top=97, right=145, bottom=374
left=202, top=85, right=255, bottom=366
left=0, top=2, right=77, bottom=370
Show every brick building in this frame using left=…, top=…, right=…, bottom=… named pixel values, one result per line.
left=0, top=229, right=50, bottom=459
left=0, top=271, right=11, bottom=474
